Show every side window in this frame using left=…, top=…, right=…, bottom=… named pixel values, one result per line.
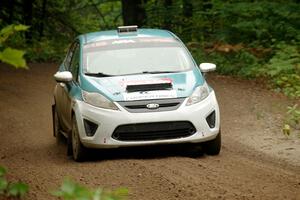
left=70, top=43, right=80, bottom=82
left=64, top=43, right=75, bottom=70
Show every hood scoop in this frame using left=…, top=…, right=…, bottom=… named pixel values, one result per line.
left=126, top=82, right=173, bottom=93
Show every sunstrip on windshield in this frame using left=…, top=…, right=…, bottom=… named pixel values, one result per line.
left=84, top=41, right=108, bottom=49
left=83, top=37, right=177, bottom=50
left=139, top=38, right=175, bottom=43
left=112, top=39, right=135, bottom=44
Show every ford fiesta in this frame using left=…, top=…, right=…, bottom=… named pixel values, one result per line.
left=52, top=26, right=221, bottom=161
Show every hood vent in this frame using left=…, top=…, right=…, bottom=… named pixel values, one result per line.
left=126, top=83, right=172, bottom=93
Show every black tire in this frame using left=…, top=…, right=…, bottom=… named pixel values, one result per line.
left=70, top=116, right=87, bottom=162
left=52, top=104, right=64, bottom=144
left=203, top=131, right=221, bottom=155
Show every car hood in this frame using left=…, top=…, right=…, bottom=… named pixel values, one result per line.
left=80, top=68, right=204, bottom=102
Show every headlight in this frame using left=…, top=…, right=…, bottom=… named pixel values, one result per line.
left=186, top=83, right=210, bottom=106
left=82, top=90, right=119, bottom=110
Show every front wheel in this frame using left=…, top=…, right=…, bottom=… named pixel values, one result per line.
left=52, top=104, right=64, bottom=144
left=70, top=116, right=87, bottom=162
left=203, top=131, right=221, bottom=155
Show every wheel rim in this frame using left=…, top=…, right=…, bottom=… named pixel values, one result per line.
left=72, top=120, right=79, bottom=158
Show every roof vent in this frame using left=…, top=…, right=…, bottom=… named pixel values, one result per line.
left=117, top=25, right=138, bottom=34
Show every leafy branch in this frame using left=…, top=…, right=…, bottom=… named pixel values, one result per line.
left=0, top=24, right=29, bottom=68
left=52, top=178, right=128, bottom=200
left=0, top=166, right=29, bottom=199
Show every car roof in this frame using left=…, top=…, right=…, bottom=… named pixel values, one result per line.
left=78, top=28, right=176, bottom=45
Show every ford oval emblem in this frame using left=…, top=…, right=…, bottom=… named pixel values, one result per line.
left=146, top=103, right=159, bottom=109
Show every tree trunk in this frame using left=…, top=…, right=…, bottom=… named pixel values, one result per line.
left=0, top=0, right=15, bottom=24
left=23, top=0, right=34, bottom=42
left=203, top=0, right=212, bottom=11
left=121, top=0, right=147, bottom=27
left=163, top=0, right=172, bottom=30
left=39, top=0, right=47, bottom=38
left=183, top=0, right=193, bottom=18
left=182, top=0, right=193, bottom=41
left=8, top=0, right=15, bottom=23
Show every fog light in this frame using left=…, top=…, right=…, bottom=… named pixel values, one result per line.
left=206, top=111, right=216, bottom=128
left=83, top=119, right=98, bottom=137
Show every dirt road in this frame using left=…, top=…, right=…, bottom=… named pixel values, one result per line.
left=0, top=63, right=299, bottom=200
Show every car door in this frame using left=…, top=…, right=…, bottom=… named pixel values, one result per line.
left=57, top=41, right=80, bottom=133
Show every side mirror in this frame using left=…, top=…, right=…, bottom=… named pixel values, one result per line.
left=199, top=63, right=216, bottom=73
left=54, top=71, right=73, bottom=83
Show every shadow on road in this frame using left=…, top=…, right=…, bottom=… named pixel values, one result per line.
left=88, top=144, right=205, bottom=161
left=56, top=138, right=206, bottom=162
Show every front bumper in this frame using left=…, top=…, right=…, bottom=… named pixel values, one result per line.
left=73, top=91, right=220, bottom=148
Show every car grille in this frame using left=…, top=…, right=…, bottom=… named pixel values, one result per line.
left=117, top=98, right=185, bottom=113
left=112, top=121, right=196, bottom=141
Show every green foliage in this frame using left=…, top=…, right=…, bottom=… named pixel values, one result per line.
left=1, top=1, right=123, bottom=62
left=52, top=178, right=128, bottom=200
left=215, top=1, right=300, bottom=45
left=0, top=47, right=26, bottom=67
left=286, top=104, right=300, bottom=129
left=0, top=166, right=29, bottom=199
left=145, top=0, right=300, bottom=99
left=0, top=166, right=6, bottom=177
left=190, top=46, right=260, bottom=78
left=282, top=124, right=291, bottom=137
left=0, top=167, right=127, bottom=200
left=0, top=24, right=28, bottom=44
left=7, top=182, right=29, bottom=198
left=0, top=166, right=8, bottom=194
left=1, top=0, right=299, bottom=101
left=259, top=42, right=300, bottom=98
left=26, top=39, right=67, bottom=62
left=0, top=177, right=8, bottom=194
left=273, top=74, right=300, bottom=98
left=0, top=24, right=29, bottom=68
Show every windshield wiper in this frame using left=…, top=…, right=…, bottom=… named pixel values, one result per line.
left=118, top=71, right=179, bottom=76
left=85, top=70, right=180, bottom=77
left=85, top=72, right=113, bottom=77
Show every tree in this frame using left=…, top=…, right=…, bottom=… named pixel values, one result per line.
left=163, top=0, right=172, bottom=30
left=23, top=0, right=34, bottom=42
left=38, top=0, right=47, bottom=38
left=121, top=0, right=147, bottom=26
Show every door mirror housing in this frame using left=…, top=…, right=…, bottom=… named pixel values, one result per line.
left=199, top=63, right=216, bottom=73
left=54, top=71, right=73, bottom=83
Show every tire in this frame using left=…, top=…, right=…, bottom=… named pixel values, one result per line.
left=70, top=116, right=87, bottom=162
left=52, top=104, right=64, bottom=144
left=203, top=131, right=221, bottom=155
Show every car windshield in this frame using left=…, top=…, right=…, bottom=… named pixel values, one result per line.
left=83, top=38, right=194, bottom=76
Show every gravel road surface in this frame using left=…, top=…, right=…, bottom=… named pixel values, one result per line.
left=0, top=63, right=299, bottom=200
